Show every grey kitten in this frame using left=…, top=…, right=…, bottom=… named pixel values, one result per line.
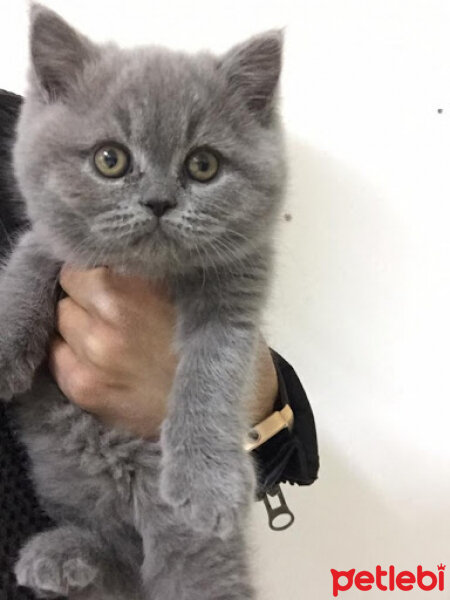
left=0, top=4, right=285, bottom=599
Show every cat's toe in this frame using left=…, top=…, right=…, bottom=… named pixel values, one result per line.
left=159, top=460, right=190, bottom=508
left=177, top=495, right=241, bottom=539
left=63, top=557, right=98, bottom=589
left=15, top=556, right=63, bottom=598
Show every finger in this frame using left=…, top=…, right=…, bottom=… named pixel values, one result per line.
left=48, top=336, right=106, bottom=412
left=56, top=297, right=95, bottom=361
left=59, top=265, right=112, bottom=316
left=48, top=335, right=80, bottom=399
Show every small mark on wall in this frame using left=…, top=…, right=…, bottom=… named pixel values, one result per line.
left=437, top=108, right=444, bottom=114
left=283, top=213, right=293, bottom=222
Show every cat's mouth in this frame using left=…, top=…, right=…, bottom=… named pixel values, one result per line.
left=128, top=220, right=170, bottom=247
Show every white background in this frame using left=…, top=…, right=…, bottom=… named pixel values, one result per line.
left=1, top=1, right=450, bottom=598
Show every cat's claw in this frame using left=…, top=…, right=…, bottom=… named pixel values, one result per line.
left=160, top=451, right=254, bottom=538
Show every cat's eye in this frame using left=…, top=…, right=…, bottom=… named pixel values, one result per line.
left=93, top=143, right=130, bottom=178
left=185, top=149, right=219, bottom=182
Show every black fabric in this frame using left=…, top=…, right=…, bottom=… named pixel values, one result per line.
left=253, top=350, right=319, bottom=497
left=0, top=89, right=319, bottom=598
left=0, top=90, right=26, bottom=259
left=0, top=405, right=54, bottom=600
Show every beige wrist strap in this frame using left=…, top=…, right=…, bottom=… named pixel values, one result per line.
left=244, top=404, right=294, bottom=452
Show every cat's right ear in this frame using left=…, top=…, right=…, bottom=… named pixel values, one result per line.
left=219, top=30, right=283, bottom=126
left=29, top=3, right=99, bottom=102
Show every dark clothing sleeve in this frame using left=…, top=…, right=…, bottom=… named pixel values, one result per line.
left=0, top=90, right=26, bottom=256
left=0, top=89, right=319, bottom=597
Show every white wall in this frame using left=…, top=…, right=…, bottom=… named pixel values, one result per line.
left=1, top=1, right=449, bottom=597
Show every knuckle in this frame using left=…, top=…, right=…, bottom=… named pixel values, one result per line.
left=85, top=326, right=125, bottom=369
left=94, top=290, right=122, bottom=324
left=85, top=329, right=110, bottom=367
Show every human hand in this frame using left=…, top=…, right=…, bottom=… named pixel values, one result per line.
left=49, top=266, right=278, bottom=438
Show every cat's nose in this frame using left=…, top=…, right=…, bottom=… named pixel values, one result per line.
left=139, top=198, right=176, bottom=218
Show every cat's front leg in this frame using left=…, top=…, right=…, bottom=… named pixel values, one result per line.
left=0, top=230, right=60, bottom=400
left=160, top=309, right=258, bottom=538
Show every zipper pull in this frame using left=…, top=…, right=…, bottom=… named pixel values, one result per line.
left=262, top=484, right=295, bottom=531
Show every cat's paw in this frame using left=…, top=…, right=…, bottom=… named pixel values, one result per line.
left=15, top=536, right=98, bottom=598
left=160, top=449, right=255, bottom=538
left=15, top=556, right=97, bottom=598
left=0, top=342, right=44, bottom=401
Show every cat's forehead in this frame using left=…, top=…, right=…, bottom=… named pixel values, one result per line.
left=91, top=47, right=226, bottom=151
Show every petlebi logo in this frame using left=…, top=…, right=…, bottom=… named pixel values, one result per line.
left=330, top=564, right=445, bottom=596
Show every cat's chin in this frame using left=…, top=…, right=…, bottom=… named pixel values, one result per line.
left=38, top=222, right=256, bottom=280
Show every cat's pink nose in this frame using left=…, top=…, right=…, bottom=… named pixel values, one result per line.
left=139, top=198, right=177, bottom=218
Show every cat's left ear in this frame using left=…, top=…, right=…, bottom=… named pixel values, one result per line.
left=219, top=30, right=283, bottom=125
left=28, top=3, right=99, bottom=102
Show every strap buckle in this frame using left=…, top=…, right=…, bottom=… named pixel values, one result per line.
left=244, top=404, right=294, bottom=452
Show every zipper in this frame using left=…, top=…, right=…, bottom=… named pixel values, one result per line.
left=262, top=484, right=295, bottom=531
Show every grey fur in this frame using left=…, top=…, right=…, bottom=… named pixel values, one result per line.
left=1, top=4, right=285, bottom=599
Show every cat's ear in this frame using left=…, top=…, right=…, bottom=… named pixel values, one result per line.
left=28, top=3, right=99, bottom=102
left=219, top=30, right=283, bottom=125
